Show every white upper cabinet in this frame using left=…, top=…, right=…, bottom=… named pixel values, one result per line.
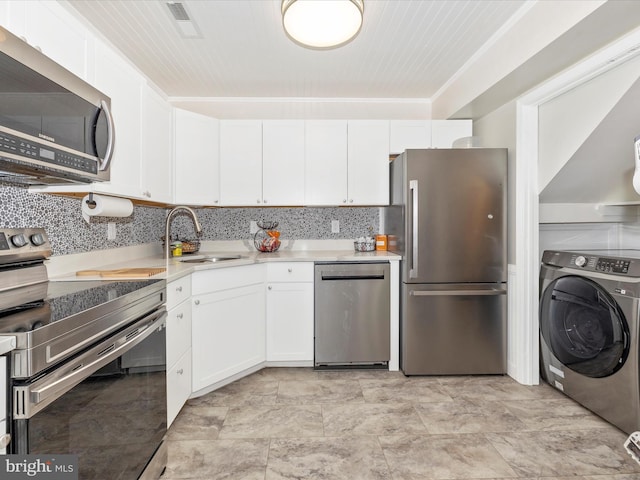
left=431, top=119, right=473, bottom=148
left=219, top=120, right=263, bottom=206
left=92, top=40, right=144, bottom=199
left=305, top=120, right=348, bottom=205
left=7, top=1, right=89, bottom=80
left=389, top=120, right=432, bottom=154
left=141, top=85, right=173, bottom=203
left=174, top=109, right=220, bottom=206
left=347, top=120, right=390, bottom=205
left=262, top=120, right=305, bottom=206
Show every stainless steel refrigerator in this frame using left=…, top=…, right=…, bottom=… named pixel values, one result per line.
left=384, top=148, right=507, bottom=375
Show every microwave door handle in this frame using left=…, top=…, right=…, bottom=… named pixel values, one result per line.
left=409, top=179, right=418, bottom=279
left=98, top=99, right=115, bottom=172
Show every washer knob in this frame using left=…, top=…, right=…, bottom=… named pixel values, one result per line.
left=30, top=233, right=46, bottom=246
left=575, top=256, right=587, bottom=267
left=11, top=234, right=28, bottom=247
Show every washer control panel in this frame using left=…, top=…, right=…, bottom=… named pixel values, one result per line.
left=541, top=250, right=640, bottom=277
left=595, top=257, right=630, bottom=274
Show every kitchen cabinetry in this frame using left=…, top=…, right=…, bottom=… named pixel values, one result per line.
left=390, top=121, right=432, bottom=154
left=266, top=262, right=314, bottom=363
left=431, top=119, right=473, bottom=148
left=5, top=0, right=89, bottom=80
left=347, top=120, right=390, bottom=205
left=389, top=120, right=473, bottom=152
left=166, top=275, right=192, bottom=427
left=141, top=86, right=173, bottom=203
left=191, top=265, right=266, bottom=392
left=174, top=109, right=220, bottom=205
left=219, top=120, right=263, bottom=206
left=305, top=120, right=348, bottom=205
left=92, top=40, right=144, bottom=199
left=262, top=120, right=305, bottom=206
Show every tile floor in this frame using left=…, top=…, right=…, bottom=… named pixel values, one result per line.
left=161, top=368, right=640, bottom=480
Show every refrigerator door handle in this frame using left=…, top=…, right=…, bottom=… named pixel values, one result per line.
left=410, top=288, right=507, bottom=296
left=409, top=179, right=419, bottom=278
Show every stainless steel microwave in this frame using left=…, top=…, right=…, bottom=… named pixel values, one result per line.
left=0, top=26, right=114, bottom=185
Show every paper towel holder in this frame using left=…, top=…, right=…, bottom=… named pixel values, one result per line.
left=85, top=193, right=97, bottom=210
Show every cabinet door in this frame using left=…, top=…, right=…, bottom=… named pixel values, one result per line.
left=18, top=1, right=89, bottom=79
left=93, top=40, right=144, bottom=198
left=219, top=120, right=263, bottom=206
left=348, top=120, right=390, bottom=205
left=192, top=284, right=265, bottom=391
left=141, top=85, right=173, bottom=203
left=431, top=119, right=472, bottom=148
left=174, top=109, right=220, bottom=205
left=167, top=350, right=192, bottom=427
left=305, top=120, right=347, bottom=205
left=389, top=120, right=432, bottom=154
left=167, top=300, right=192, bottom=368
left=262, top=120, right=305, bottom=206
left=266, top=282, right=314, bottom=362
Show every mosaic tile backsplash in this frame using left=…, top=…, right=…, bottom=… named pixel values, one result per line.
left=0, top=185, right=381, bottom=256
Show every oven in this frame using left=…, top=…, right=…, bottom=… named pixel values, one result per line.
left=0, top=228, right=168, bottom=479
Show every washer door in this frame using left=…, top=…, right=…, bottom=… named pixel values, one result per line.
left=540, top=275, right=629, bottom=378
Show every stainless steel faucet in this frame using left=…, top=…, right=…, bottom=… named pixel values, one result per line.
left=165, top=206, right=203, bottom=260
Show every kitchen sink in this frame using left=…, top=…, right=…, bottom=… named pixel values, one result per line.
left=177, top=254, right=244, bottom=264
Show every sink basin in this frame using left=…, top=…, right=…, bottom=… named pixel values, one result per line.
left=177, top=254, right=243, bottom=264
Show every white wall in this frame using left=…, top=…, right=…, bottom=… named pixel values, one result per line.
left=473, top=100, right=517, bottom=264
left=539, top=223, right=621, bottom=259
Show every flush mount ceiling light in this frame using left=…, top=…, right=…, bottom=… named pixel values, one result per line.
left=281, top=0, right=364, bottom=50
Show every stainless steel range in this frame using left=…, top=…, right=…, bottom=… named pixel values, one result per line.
left=0, top=228, right=167, bottom=479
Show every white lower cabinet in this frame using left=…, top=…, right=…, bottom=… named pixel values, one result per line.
left=266, top=263, right=314, bottom=363
left=192, top=266, right=266, bottom=392
left=166, top=275, right=192, bottom=427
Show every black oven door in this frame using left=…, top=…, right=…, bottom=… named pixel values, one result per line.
left=11, top=309, right=167, bottom=479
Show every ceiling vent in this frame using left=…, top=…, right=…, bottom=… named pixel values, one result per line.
left=166, top=1, right=202, bottom=38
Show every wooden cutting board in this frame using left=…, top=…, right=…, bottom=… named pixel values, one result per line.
left=76, top=267, right=166, bottom=278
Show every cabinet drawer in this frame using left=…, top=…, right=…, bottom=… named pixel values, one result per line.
left=267, top=262, right=314, bottom=283
left=167, top=349, right=192, bottom=427
left=167, top=275, right=191, bottom=309
left=192, top=264, right=264, bottom=295
left=167, top=302, right=192, bottom=367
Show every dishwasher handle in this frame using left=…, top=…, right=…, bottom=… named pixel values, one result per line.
left=321, top=272, right=386, bottom=281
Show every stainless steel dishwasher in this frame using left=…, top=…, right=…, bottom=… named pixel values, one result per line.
left=314, top=262, right=390, bottom=368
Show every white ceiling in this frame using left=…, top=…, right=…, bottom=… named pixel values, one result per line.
left=65, top=0, right=526, bottom=101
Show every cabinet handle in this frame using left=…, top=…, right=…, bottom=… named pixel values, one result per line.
left=194, top=300, right=200, bottom=305
left=343, top=199, right=347, bottom=204
left=176, top=313, right=184, bottom=319
left=264, top=199, right=267, bottom=204
left=177, top=369, right=184, bottom=375
left=257, top=199, right=261, bottom=204
left=349, top=199, right=354, bottom=203
left=288, top=268, right=293, bottom=273
left=143, top=191, right=151, bottom=198
left=176, top=286, right=182, bottom=292
left=268, top=286, right=272, bottom=290
left=214, top=200, right=219, bottom=204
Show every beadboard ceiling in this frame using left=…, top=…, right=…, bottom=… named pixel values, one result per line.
left=65, top=0, right=526, bottom=102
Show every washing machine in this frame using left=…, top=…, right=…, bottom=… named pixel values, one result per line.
left=539, top=249, right=640, bottom=434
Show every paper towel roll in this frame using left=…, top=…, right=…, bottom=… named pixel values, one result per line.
left=82, top=194, right=133, bottom=223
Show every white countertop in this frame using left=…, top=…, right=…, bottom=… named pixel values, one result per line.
left=47, top=241, right=400, bottom=282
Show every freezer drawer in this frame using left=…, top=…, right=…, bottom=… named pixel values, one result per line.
left=314, top=262, right=390, bottom=367
left=401, top=283, right=507, bottom=375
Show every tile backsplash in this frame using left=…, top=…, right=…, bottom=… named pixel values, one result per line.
left=0, top=185, right=380, bottom=256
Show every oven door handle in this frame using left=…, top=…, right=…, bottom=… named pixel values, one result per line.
left=14, top=309, right=166, bottom=419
